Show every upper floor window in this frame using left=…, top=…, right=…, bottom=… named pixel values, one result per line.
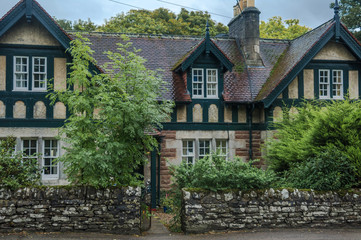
left=33, top=57, right=47, bottom=91
left=192, top=69, right=203, bottom=97
left=13, top=56, right=47, bottom=92
left=14, top=56, right=29, bottom=91
left=207, top=69, right=218, bottom=98
left=319, top=69, right=343, bottom=99
left=192, top=68, right=218, bottom=99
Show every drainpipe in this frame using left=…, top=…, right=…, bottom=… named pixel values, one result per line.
left=249, top=103, right=255, bottom=161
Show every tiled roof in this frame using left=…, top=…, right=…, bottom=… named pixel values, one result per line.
left=76, top=33, right=252, bottom=102
left=256, top=20, right=335, bottom=101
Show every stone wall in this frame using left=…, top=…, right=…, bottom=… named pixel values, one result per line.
left=182, top=188, right=361, bottom=234
left=0, top=187, right=141, bottom=234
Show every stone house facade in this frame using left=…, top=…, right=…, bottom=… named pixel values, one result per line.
left=0, top=0, right=361, bottom=189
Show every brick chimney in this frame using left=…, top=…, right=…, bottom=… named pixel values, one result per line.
left=229, top=0, right=262, bottom=66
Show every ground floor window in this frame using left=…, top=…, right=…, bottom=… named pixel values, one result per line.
left=22, top=139, right=38, bottom=161
left=42, top=139, right=59, bottom=179
left=19, top=138, right=60, bottom=180
left=182, top=139, right=228, bottom=164
left=182, top=140, right=195, bottom=164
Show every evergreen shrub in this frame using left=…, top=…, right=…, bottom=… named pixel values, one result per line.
left=267, top=98, right=361, bottom=189
left=171, top=153, right=276, bottom=191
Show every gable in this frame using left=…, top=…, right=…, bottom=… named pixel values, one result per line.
left=313, top=41, right=356, bottom=61
left=0, top=16, right=60, bottom=46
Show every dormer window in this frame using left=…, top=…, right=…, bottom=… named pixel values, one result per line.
left=192, top=68, right=218, bottom=99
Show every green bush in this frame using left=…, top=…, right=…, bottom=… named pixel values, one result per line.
left=285, top=148, right=356, bottom=190
left=267, top=98, right=361, bottom=189
left=0, top=137, right=41, bottom=189
left=171, top=153, right=276, bottom=191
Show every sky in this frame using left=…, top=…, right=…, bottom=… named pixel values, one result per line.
left=0, top=0, right=336, bottom=29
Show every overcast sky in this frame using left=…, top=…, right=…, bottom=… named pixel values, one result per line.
left=0, top=0, right=336, bottom=29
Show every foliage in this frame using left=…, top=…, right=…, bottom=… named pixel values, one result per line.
left=54, top=8, right=228, bottom=36
left=285, top=148, right=356, bottom=190
left=53, top=17, right=97, bottom=32
left=260, top=16, right=311, bottom=40
left=171, top=153, right=276, bottom=192
left=0, top=137, right=41, bottom=189
left=48, top=34, right=173, bottom=188
left=331, top=0, right=361, bottom=41
left=267, top=99, right=361, bottom=188
left=161, top=188, right=183, bottom=232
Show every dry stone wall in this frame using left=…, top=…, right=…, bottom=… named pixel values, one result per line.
left=0, top=187, right=141, bottom=234
left=182, top=188, right=361, bottom=234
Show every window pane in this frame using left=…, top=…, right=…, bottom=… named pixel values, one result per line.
left=192, top=69, right=203, bottom=97
left=199, top=140, right=211, bottom=158
left=332, top=70, right=343, bottom=98
left=182, top=140, right=195, bottom=164
left=319, top=70, right=330, bottom=98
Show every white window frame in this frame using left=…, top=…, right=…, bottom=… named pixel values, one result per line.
left=216, top=139, right=228, bottom=160
left=32, top=57, right=47, bottom=91
left=332, top=70, right=343, bottom=99
left=319, top=69, right=330, bottom=99
left=21, top=139, right=38, bottom=161
left=13, top=56, right=29, bottom=91
left=206, top=69, right=218, bottom=98
left=198, top=139, right=211, bottom=159
left=42, top=139, right=60, bottom=180
left=182, top=140, right=195, bottom=165
left=182, top=139, right=229, bottom=164
left=192, top=68, right=204, bottom=98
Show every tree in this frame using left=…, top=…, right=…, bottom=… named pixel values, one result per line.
left=48, top=34, right=173, bottom=188
left=73, top=18, right=97, bottom=32
left=331, top=0, right=361, bottom=41
left=98, top=8, right=228, bottom=36
left=260, top=16, right=311, bottom=40
left=53, top=17, right=73, bottom=31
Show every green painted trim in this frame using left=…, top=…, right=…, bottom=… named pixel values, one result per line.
left=359, top=69, right=361, bottom=99
left=314, top=67, right=319, bottom=99
left=344, top=70, right=349, bottom=98
left=340, top=27, right=361, bottom=60
left=282, top=86, right=289, bottom=99
left=162, top=122, right=267, bottom=131
left=0, top=119, right=64, bottom=128
left=181, top=39, right=233, bottom=72
left=186, top=103, right=193, bottom=122
left=232, top=105, right=238, bottom=123
left=171, top=106, right=177, bottom=123
left=298, top=71, right=304, bottom=99
left=0, top=44, right=64, bottom=50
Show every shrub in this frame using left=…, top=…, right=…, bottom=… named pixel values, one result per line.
left=0, top=137, right=41, bottom=189
left=171, top=153, right=276, bottom=191
left=268, top=99, right=361, bottom=177
left=267, top=98, right=361, bottom=189
left=285, top=148, right=356, bottom=190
